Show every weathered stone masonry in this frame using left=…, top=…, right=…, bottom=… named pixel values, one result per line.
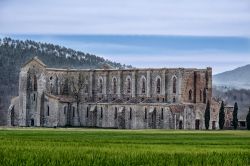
left=8, top=57, right=219, bottom=129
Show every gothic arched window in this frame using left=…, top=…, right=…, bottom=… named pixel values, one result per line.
left=173, top=77, right=177, bottom=93
left=33, top=75, right=37, bottom=91
left=127, top=77, right=131, bottom=93
left=99, top=78, right=103, bottom=93
left=189, top=90, right=192, bottom=101
left=129, top=108, right=132, bottom=120
left=156, top=78, right=161, bottom=94
left=47, top=105, right=50, bottom=116
left=113, top=77, right=117, bottom=94
left=203, top=88, right=207, bottom=103
left=100, top=107, right=103, bottom=119
left=141, top=77, right=146, bottom=94
left=114, top=107, right=117, bottom=119
left=200, top=90, right=202, bottom=102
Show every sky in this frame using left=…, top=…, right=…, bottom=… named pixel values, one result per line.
left=0, top=0, right=250, bottom=74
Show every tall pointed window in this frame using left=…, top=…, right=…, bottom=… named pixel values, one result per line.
left=114, top=107, right=118, bottom=119
left=33, top=75, right=37, bottom=91
left=113, top=77, right=117, bottom=94
left=200, top=90, right=202, bottom=102
left=156, top=78, right=161, bottom=94
left=203, top=88, right=207, bottom=103
left=142, top=77, right=146, bottom=94
left=189, top=90, right=192, bottom=101
left=127, top=78, right=131, bottom=93
left=47, top=105, right=50, bottom=116
left=173, top=77, right=177, bottom=93
left=99, top=78, right=103, bottom=93
left=129, top=108, right=132, bottom=120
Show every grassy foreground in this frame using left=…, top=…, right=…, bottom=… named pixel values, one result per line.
left=0, top=128, right=249, bottom=166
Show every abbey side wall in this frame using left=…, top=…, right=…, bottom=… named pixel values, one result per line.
left=8, top=58, right=215, bottom=129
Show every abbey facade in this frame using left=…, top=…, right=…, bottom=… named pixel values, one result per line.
left=8, top=57, right=219, bottom=129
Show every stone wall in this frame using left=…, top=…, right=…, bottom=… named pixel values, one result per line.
left=8, top=57, right=216, bottom=129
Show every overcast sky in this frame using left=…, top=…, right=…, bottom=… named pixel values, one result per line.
left=0, top=0, right=250, bottom=74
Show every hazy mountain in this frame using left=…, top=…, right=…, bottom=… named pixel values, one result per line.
left=213, top=65, right=250, bottom=120
left=213, top=65, right=250, bottom=89
left=0, top=37, right=131, bottom=125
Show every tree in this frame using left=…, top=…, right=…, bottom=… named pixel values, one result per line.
left=70, top=72, right=87, bottom=117
left=204, top=100, right=210, bottom=130
left=232, top=102, right=238, bottom=130
left=247, top=108, right=250, bottom=130
left=219, top=101, right=225, bottom=130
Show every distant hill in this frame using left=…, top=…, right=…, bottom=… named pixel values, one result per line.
left=213, top=65, right=250, bottom=120
left=213, top=65, right=250, bottom=89
left=0, top=37, right=131, bottom=125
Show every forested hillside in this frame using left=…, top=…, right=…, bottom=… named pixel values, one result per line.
left=0, top=37, right=131, bottom=125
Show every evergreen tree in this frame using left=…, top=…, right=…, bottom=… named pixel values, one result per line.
left=219, top=101, right=225, bottom=130
left=232, top=102, right=238, bottom=130
left=204, top=100, right=210, bottom=130
left=246, top=108, right=250, bottom=130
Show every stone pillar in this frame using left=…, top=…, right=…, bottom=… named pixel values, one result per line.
left=132, top=71, right=136, bottom=98
left=166, top=73, right=171, bottom=102
left=89, top=71, right=93, bottom=97
left=36, top=72, right=46, bottom=126
left=117, top=71, right=121, bottom=97
left=19, top=70, right=28, bottom=126
left=161, top=70, right=166, bottom=97
left=177, top=69, right=183, bottom=103
left=184, top=107, right=187, bottom=129
left=103, top=72, right=107, bottom=96
left=146, top=70, right=151, bottom=97
left=206, top=67, right=212, bottom=102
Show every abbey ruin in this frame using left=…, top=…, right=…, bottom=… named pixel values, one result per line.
left=8, top=57, right=224, bottom=129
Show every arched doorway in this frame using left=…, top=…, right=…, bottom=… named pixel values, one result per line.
left=195, top=119, right=200, bottom=130
left=179, top=120, right=183, bottom=129
left=31, top=119, right=34, bottom=126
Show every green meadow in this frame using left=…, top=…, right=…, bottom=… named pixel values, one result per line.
left=0, top=128, right=249, bottom=166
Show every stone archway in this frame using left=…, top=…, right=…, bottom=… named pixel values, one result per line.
left=195, top=119, right=200, bottom=130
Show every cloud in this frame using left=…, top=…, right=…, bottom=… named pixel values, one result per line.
left=0, top=0, right=249, bottom=36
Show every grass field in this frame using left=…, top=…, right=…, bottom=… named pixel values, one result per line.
left=0, top=128, right=249, bottom=166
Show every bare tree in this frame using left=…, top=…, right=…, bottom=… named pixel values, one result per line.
left=70, top=72, right=87, bottom=115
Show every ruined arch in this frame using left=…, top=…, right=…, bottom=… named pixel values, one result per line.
left=172, top=76, right=177, bottom=94
left=156, top=76, right=161, bottom=94
left=189, top=89, right=192, bottom=101
left=112, top=77, right=117, bottom=94
left=203, top=88, right=207, bottom=103
left=33, top=75, right=37, bottom=91
left=200, top=89, right=202, bottom=102
left=126, top=76, right=131, bottom=93
left=140, top=76, right=146, bottom=94
left=98, top=77, right=103, bottom=93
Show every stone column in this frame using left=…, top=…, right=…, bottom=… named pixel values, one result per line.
left=161, top=70, right=166, bottom=96
left=177, top=69, right=183, bottom=103
left=117, top=71, right=121, bottom=97
left=166, top=73, right=172, bottom=102
left=146, top=70, right=151, bottom=97
left=36, top=72, right=46, bottom=127
left=103, top=72, right=107, bottom=96
left=89, top=71, right=93, bottom=97
left=19, top=70, right=28, bottom=126
left=132, top=71, right=136, bottom=98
